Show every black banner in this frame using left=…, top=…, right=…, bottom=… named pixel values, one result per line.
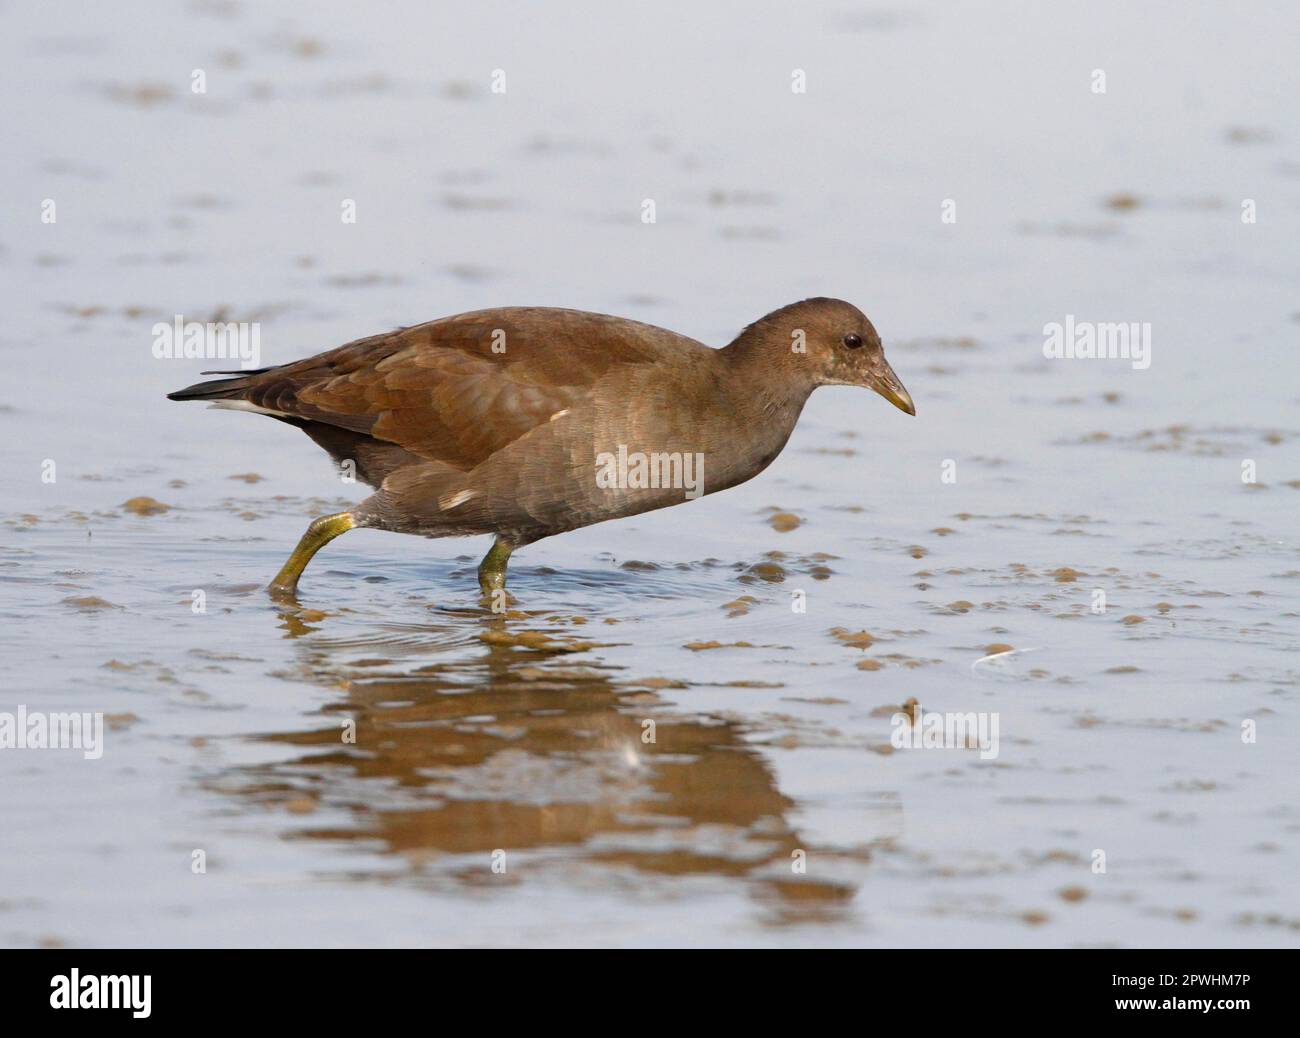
left=0, top=949, right=1287, bottom=1024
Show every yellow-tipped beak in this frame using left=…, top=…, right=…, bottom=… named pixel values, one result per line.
left=872, top=362, right=916, bottom=416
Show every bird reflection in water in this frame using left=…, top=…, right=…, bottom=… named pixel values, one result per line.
left=212, top=601, right=873, bottom=925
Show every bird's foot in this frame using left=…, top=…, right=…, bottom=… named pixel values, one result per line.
left=476, top=538, right=515, bottom=609
left=267, top=512, right=356, bottom=598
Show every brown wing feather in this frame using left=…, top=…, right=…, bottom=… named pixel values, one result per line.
left=245, top=308, right=675, bottom=472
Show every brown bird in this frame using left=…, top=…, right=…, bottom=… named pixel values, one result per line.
left=168, top=297, right=915, bottom=597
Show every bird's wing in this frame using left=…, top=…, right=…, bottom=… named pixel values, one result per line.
left=229, top=308, right=674, bottom=472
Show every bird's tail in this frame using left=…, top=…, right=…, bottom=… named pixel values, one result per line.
left=166, top=367, right=274, bottom=401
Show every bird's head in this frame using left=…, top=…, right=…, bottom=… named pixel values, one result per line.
left=734, top=297, right=916, bottom=415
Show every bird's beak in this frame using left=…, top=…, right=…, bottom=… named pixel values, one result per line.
left=869, top=359, right=916, bottom=416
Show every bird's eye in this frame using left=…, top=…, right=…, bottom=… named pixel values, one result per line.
left=842, top=333, right=863, bottom=349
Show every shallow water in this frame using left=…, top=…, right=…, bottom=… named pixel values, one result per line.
left=1, top=0, right=1298, bottom=946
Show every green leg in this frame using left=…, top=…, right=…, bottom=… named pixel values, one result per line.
left=477, top=537, right=514, bottom=596
left=268, top=512, right=356, bottom=597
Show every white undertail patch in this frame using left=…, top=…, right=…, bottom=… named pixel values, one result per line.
left=207, top=400, right=290, bottom=418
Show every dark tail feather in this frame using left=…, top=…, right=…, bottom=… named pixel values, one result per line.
left=166, top=367, right=273, bottom=402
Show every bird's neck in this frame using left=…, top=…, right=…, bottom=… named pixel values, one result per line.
left=715, top=341, right=816, bottom=477
left=721, top=336, right=818, bottom=421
